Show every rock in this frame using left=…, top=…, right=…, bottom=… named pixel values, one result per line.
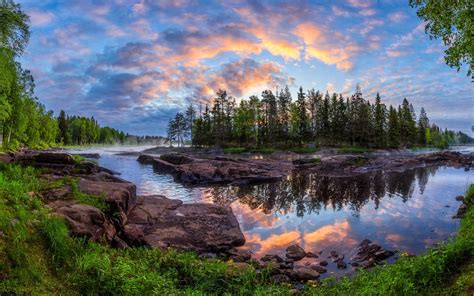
left=124, top=195, right=245, bottom=252
left=367, top=243, right=381, bottom=253
left=228, top=262, right=251, bottom=273
left=138, top=154, right=292, bottom=186
left=306, top=251, right=319, bottom=258
left=137, top=154, right=156, bottom=164
left=159, top=153, right=194, bottom=165
left=261, top=254, right=284, bottom=263
left=319, top=260, right=328, bottom=266
left=270, top=274, right=290, bottom=284
left=374, top=249, right=395, bottom=260
left=34, top=152, right=76, bottom=165
left=453, top=203, right=469, bottom=219
left=311, top=264, right=327, bottom=274
left=336, top=259, right=347, bottom=269
left=50, top=201, right=116, bottom=242
left=279, top=261, right=294, bottom=270
left=351, top=262, right=359, bottom=267
left=455, top=195, right=464, bottom=201
left=286, top=244, right=306, bottom=261
left=260, top=261, right=281, bottom=275
left=226, top=248, right=252, bottom=262
left=357, top=239, right=372, bottom=249
left=294, top=267, right=320, bottom=281
left=329, top=250, right=338, bottom=258
left=77, top=178, right=137, bottom=226
left=199, top=253, right=217, bottom=260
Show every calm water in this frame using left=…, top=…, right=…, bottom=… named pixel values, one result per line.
left=73, top=148, right=473, bottom=277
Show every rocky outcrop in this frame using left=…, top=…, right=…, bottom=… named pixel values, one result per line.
left=47, top=200, right=116, bottom=242
left=286, top=244, right=306, bottom=261
left=123, top=195, right=245, bottom=252
left=138, top=153, right=293, bottom=185
left=350, top=239, right=395, bottom=268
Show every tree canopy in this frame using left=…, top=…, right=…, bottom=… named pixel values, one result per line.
left=410, top=0, right=474, bottom=79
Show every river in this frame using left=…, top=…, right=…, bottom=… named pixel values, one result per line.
left=69, top=146, right=474, bottom=277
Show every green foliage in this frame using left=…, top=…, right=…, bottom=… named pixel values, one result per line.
left=68, top=178, right=108, bottom=211
left=410, top=0, right=474, bottom=79
left=290, top=146, right=319, bottom=154
left=186, top=86, right=466, bottom=151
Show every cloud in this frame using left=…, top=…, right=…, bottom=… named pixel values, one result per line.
left=28, top=10, right=55, bottom=26
left=346, top=0, right=372, bottom=8
left=388, top=11, right=407, bottom=23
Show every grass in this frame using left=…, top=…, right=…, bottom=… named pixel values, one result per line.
left=0, top=163, right=473, bottom=295
left=337, top=147, right=373, bottom=154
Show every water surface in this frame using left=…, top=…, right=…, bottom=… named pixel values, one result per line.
left=76, top=149, right=472, bottom=277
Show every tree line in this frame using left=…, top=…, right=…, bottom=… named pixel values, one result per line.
left=168, top=86, right=471, bottom=149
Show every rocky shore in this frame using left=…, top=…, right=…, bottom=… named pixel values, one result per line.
left=10, top=151, right=245, bottom=252
left=4, top=149, right=472, bottom=286
left=137, top=151, right=474, bottom=186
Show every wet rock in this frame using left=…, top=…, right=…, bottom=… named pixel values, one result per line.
left=226, top=248, right=252, bottom=262
left=329, top=250, right=338, bottom=258
left=310, top=264, right=327, bottom=274
left=358, top=239, right=372, bottom=248
left=137, top=154, right=156, bottom=164
left=159, top=153, right=194, bottom=165
left=138, top=154, right=292, bottom=186
left=319, top=260, right=328, bottom=266
left=336, top=259, right=347, bottom=269
left=455, top=195, right=464, bottom=202
left=261, top=254, right=284, bottom=263
left=270, top=274, right=290, bottom=284
left=305, top=251, right=319, bottom=258
left=367, top=243, right=381, bottom=253
left=453, top=204, right=468, bottom=219
left=294, top=267, right=320, bottom=281
left=351, top=262, right=360, bottom=267
left=286, top=244, right=306, bottom=261
left=124, top=195, right=245, bottom=252
left=374, top=249, right=395, bottom=260
left=279, top=261, right=294, bottom=270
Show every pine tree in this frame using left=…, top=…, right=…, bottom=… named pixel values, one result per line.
left=296, top=86, right=308, bottom=144
left=387, top=106, right=401, bottom=148
left=373, top=93, right=386, bottom=147
left=417, top=107, right=429, bottom=146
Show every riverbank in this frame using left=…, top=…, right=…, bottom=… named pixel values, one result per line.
left=0, top=151, right=473, bottom=294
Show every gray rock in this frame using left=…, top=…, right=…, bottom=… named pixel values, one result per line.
left=270, top=274, right=290, bottom=284
left=311, top=264, right=327, bottom=274
left=286, top=244, right=306, bottom=261
left=336, top=259, right=347, bottom=269
left=294, top=267, right=320, bottom=281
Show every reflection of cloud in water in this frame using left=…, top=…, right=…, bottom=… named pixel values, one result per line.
left=95, top=152, right=472, bottom=262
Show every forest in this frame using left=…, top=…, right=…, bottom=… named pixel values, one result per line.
left=167, top=87, right=471, bottom=149
left=0, top=2, right=143, bottom=149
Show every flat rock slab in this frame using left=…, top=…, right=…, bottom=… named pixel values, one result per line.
left=138, top=154, right=293, bottom=185
left=124, top=195, right=245, bottom=252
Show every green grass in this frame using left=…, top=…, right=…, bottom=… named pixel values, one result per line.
left=0, top=164, right=290, bottom=295
left=1, top=163, right=473, bottom=295
left=223, top=147, right=248, bottom=154
left=337, top=147, right=373, bottom=154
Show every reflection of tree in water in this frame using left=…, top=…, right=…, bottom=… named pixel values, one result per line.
left=208, top=166, right=441, bottom=217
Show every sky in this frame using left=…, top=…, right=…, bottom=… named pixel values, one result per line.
left=18, top=0, right=473, bottom=136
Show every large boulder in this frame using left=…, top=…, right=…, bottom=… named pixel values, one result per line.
left=286, top=244, right=306, bottom=261
left=124, top=195, right=245, bottom=252
left=48, top=200, right=116, bottom=242
left=78, top=179, right=136, bottom=226
left=139, top=154, right=293, bottom=186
